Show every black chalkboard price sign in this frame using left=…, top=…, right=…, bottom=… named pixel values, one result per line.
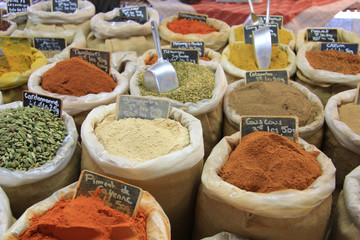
left=33, top=37, right=67, bottom=51
left=70, top=47, right=111, bottom=74
left=244, top=24, right=279, bottom=45
left=320, top=43, right=359, bottom=55
left=171, top=41, right=205, bottom=57
left=178, top=11, right=207, bottom=23
left=114, top=5, right=148, bottom=24
left=245, top=70, right=289, bottom=85
left=75, top=170, right=143, bottom=217
left=162, top=48, right=199, bottom=64
left=355, top=83, right=360, bottom=105
left=22, top=90, right=62, bottom=118
left=240, top=116, right=299, bottom=142
left=307, top=28, right=338, bottom=42
left=258, top=15, right=283, bottom=29
left=51, top=0, right=78, bottom=13
left=117, top=95, right=170, bottom=120
left=7, top=0, right=31, bottom=13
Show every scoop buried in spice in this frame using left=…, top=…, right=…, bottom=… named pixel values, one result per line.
left=0, top=47, right=9, bottom=68
left=144, top=20, right=179, bottom=93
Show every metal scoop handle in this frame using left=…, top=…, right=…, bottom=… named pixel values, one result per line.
left=248, top=0, right=255, bottom=13
left=265, top=0, right=270, bottom=25
left=151, top=20, right=163, bottom=61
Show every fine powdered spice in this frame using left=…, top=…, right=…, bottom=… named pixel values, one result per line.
left=219, top=131, right=322, bottom=193
left=338, top=103, right=360, bottom=135
left=228, top=81, right=321, bottom=127
left=95, top=116, right=190, bottom=162
left=139, top=61, right=215, bottom=104
left=41, top=57, right=116, bottom=97
left=18, top=193, right=147, bottom=240
left=167, top=18, right=216, bottom=34
left=306, top=50, right=360, bottom=75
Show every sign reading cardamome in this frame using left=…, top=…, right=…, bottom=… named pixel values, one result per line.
left=22, top=90, right=62, bottom=118
left=245, top=70, right=289, bottom=84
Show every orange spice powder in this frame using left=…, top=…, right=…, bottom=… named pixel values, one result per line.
left=167, top=18, right=216, bottom=34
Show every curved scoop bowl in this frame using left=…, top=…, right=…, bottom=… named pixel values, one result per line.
left=144, top=59, right=179, bottom=93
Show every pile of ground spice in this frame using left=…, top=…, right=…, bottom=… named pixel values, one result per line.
left=306, top=50, right=360, bottom=75
left=219, top=131, right=322, bottom=193
left=338, top=103, right=360, bottom=135
left=41, top=57, right=116, bottom=97
left=0, top=20, right=11, bottom=31
left=167, top=18, right=216, bottom=34
left=228, top=81, right=321, bottom=127
left=19, top=193, right=147, bottom=240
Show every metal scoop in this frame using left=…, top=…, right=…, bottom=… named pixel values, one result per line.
left=253, top=0, right=272, bottom=69
left=0, top=47, right=9, bottom=68
left=144, top=20, right=179, bottom=93
left=244, top=0, right=263, bottom=26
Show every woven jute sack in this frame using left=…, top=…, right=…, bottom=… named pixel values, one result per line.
left=323, top=89, right=360, bottom=190
left=1, top=182, right=171, bottom=240
left=86, top=7, right=160, bottom=56
left=201, top=231, right=250, bottom=240
left=130, top=58, right=227, bottom=159
left=81, top=104, right=204, bottom=240
left=223, top=79, right=324, bottom=148
left=193, top=133, right=335, bottom=240
left=0, top=102, right=79, bottom=218
left=159, top=15, right=230, bottom=51
left=0, top=188, right=12, bottom=238
left=295, top=27, right=360, bottom=53
left=330, top=165, right=360, bottom=240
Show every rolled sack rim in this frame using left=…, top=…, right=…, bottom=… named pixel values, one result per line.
left=343, top=165, right=360, bottom=229
left=0, top=101, right=78, bottom=188
left=324, top=88, right=360, bottom=155
left=80, top=103, right=204, bottom=180
left=201, top=133, right=336, bottom=218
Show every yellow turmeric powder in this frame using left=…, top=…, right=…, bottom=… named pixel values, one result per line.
left=0, top=42, right=34, bottom=75
left=234, top=26, right=293, bottom=45
left=228, top=42, right=288, bottom=71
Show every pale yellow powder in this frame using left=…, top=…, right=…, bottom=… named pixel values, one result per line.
left=338, top=103, right=360, bottom=135
left=94, top=115, right=190, bottom=162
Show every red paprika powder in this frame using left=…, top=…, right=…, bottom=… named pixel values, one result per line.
left=41, top=57, right=116, bottom=97
left=167, top=18, right=216, bottom=34
left=219, top=131, right=321, bottom=193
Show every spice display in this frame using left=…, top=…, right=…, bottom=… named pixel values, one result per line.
left=95, top=116, right=190, bottom=162
left=0, top=106, right=67, bottom=171
left=0, top=43, right=34, bottom=76
left=219, top=131, right=321, bottom=193
left=18, top=192, right=147, bottom=240
left=41, top=57, right=116, bottom=97
left=234, top=25, right=293, bottom=45
left=139, top=61, right=215, bottom=104
left=40, top=50, right=61, bottom=59
left=167, top=18, right=216, bottom=34
left=0, top=20, right=11, bottom=31
left=338, top=103, right=360, bottom=135
left=228, top=42, right=288, bottom=71
left=306, top=50, right=360, bottom=75
left=228, top=81, right=321, bottom=127
left=146, top=55, right=210, bottom=65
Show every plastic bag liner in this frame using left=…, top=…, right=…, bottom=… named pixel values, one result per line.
left=193, top=133, right=335, bottom=240
left=201, top=231, right=250, bottom=240
left=0, top=21, right=17, bottom=36
left=223, top=79, right=324, bottom=148
left=159, top=15, right=230, bottom=51
left=0, top=187, right=12, bottom=238
left=1, top=182, right=171, bottom=240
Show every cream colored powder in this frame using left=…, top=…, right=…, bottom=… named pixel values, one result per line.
left=94, top=115, right=190, bottom=162
left=338, top=103, right=360, bottom=135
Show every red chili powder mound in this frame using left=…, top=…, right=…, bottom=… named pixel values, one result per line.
left=219, top=131, right=322, bottom=193
left=41, top=57, right=116, bottom=97
left=18, top=194, right=147, bottom=240
left=167, top=18, right=216, bottom=34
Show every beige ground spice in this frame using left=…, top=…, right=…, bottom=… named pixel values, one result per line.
left=228, top=81, right=321, bottom=126
left=94, top=115, right=190, bottom=162
left=338, top=103, right=360, bottom=135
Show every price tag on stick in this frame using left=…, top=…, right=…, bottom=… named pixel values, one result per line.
left=307, top=28, right=338, bottom=42
left=240, top=116, right=299, bottom=142
left=22, top=91, right=63, bottom=118
left=355, top=82, right=360, bottom=105
left=7, top=0, right=31, bottom=14
left=75, top=170, right=143, bottom=218
left=51, top=0, right=78, bottom=13
left=70, top=47, right=111, bottom=74
left=245, top=70, right=289, bottom=84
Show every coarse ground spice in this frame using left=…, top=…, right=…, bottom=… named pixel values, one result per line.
left=18, top=192, right=147, bottom=240
left=306, top=50, right=360, bottom=75
left=228, top=81, right=321, bottom=127
left=139, top=61, right=215, bottom=104
left=167, top=18, right=216, bottom=34
left=0, top=20, right=11, bottom=31
left=41, top=57, right=116, bottom=97
left=146, top=55, right=210, bottom=65
left=338, top=103, right=360, bottom=135
left=219, top=131, right=322, bottom=193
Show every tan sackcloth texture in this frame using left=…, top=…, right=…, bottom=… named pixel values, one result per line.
left=201, top=231, right=250, bottom=240
left=1, top=182, right=171, bottom=240
left=1, top=83, right=27, bottom=104
left=0, top=187, right=12, bottom=237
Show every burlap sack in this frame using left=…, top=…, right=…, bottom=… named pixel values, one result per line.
left=27, top=54, right=135, bottom=134
left=0, top=21, right=16, bottom=36
left=130, top=58, right=227, bottom=159
left=193, top=133, right=335, bottom=240
left=201, top=232, right=250, bottom=240
left=220, top=42, right=296, bottom=84
left=159, top=15, right=230, bottom=51
left=0, top=101, right=79, bottom=218
left=0, top=188, right=12, bottom=238
left=295, top=27, right=360, bottom=53
left=330, top=165, right=360, bottom=240
left=86, top=7, right=159, bottom=56
left=296, top=42, right=360, bottom=88
left=229, top=25, right=296, bottom=50
left=1, top=182, right=171, bottom=239
left=323, top=89, right=360, bottom=190
left=223, top=79, right=324, bottom=148
left=81, top=104, right=204, bottom=240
